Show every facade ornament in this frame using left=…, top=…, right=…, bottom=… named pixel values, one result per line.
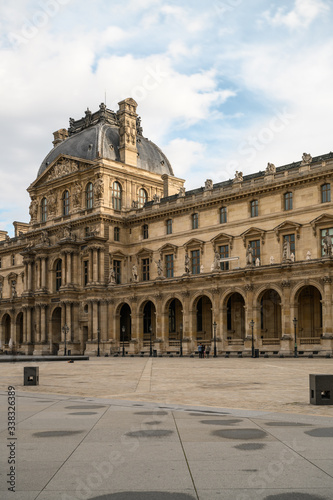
left=282, top=239, right=291, bottom=262
left=0, top=281, right=2, bottom=299
left=246, top=244, right=253, bottom=266
left=245, top=284, right=254, bottom=292
left=29, top=196, right=38, bottom=222
left=281, top=280, right=291, bottom=288
left=11, top=280, right=17, bottom=299
left=290, top=252, right=295, bottom=262
left=47, top=159, right=79, bottom=181
left=322, top=276, right=332, bottom=284
left=84, top=108, right=92, bottom=127
left=200, top=264, right=204, bottom=273
left=270, top=256, right=275, bottom=265
left=255, top=257, right=260, bottom=267
left=301, top=152, right=312, bottom=165
left=266, top=162, right=276, bottom=174
left=108, top=267, right=116, bottom=284
left=323, top=230, right=332, bottom=256
left=306, top=250, right=312, bottom=260
left=132, top=264, right=138, bottom=282
left=204, top=179, right=213, bottom=191
left=136, top=116, right=143, bottom=136
left=40, top=230, right=50, bottom=246
left=212, top=251, right=220, bottom=271
left=181, top=290, right=190, bottom=298
left=178, top=187, right=186, bottom=197
left=72, top=181, right=82, bottom=208
left=132, top=200, right=139, bottom=209
left=152, top=194, right=160, bottom=204
left=234, top=171, right=243, bottom=183
left=47, top=190, right=57, bottom=216
left=184, top=253, right=190, bottom=274
left=154, top=259, right=163, bottom=277
left=93, top=174, right=104, bottom=201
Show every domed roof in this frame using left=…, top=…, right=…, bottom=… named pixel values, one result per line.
left=37, top=103, right=173, bottom=178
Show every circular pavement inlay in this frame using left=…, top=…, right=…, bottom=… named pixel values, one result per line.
left=264, top=493, right=328, bottom=500
left=125, top=430, right=173, bottom=438
left=265, top=422, right=311, bottom=427
left=212, top=428, right=267, bottom=440
left=89, top=493, right=196, bottom=499
left=305, top=428, right=333, bottom=438
left=201, top=419, right=242, bottom=426
left=235, top=443, right=266, bottom=451
left=65, top=405, right=106, bottom=409
left=134, top=411, right=168, bottom=416
left=69, top=412, right=98, bottom=415
left=33, top=430, right=84, bottom=438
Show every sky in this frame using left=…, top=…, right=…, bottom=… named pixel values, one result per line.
left=1, top=0, right=333, bottom=235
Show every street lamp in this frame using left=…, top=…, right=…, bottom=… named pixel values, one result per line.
left=213, top=321, right=217, bottom=358
left=250, top=320, right=255, bottom=358
left=149, top=324, right=153, bottom=357
left=62, top=324, right=69, bottom=356
left=293, top=317, right=298, bottom=358
left=179, top=323, right=183, bottom=357
left=97, top=328, right=100, bottom=357
left=121, top=325, right=125, bottom=357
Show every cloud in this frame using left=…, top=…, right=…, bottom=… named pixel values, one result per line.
left=263, top=0, right=329, bottom=29
left=163, top=138, right=206, bottom=182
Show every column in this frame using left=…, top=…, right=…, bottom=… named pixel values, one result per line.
left=35, top=305, right=41, bottom=343
left=23, top=308, right=27, bottom=343
left=92, top=300, right=99, bottom=340
left=61, top=253, right=67, bottom=287
left=27, top=308, right=32, bottom=343
left=89, top=250, right=94, bottom=283
left=41, top=257, right=47, bottom=289
left=66, top=302, right=72, bottom=341
left=322, top=277, right=333, bottom=337
left=100, top=300, right=107, bottom=341
left=41, top=305, right=47, bottom=342
left=281, top=281, right=292, bottom=337
left=10, top=315, right=15, bottom=345
left=61, top=302, right=66, bottom=341
left=99, top=248, right=105, bottom=284
left=36, top=258, right=41, bottom=289
left=107, top=300, right=115, bottom=340
left=88, top=300, right=93, bottom=340
left=66, top=252, right=72, bottom=285
left=181, top=291, right=190, bottom=339
left=93, top=248, right=98, bottom=282
left=72, top=302, right=79, bottom=343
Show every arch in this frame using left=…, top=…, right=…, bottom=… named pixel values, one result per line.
left=112, top=181, right=122, bottom=210
left=141, top=300, right=157, bottom=342
left=297, top=285, right=322, bottom=339
left=86, top=182, right=93, bottom=209
left=225, top=292, right=245, bottom=341
left=167, top=298, right=183, bottom=341
left=138, top=188, right=147, bottom=208
left=62, top=189, right=70, bottom=216
left=119, top=303, right=131, bottom=342
left=259, top=289, right=282, bottom=340
left=15, top=312, right=24, bottom=345
left=291, top=280, right=324, bottom=304
left=193, top=295, right=212, bottom=342
left=2, top=313, right=11, bottom=346
left=51, top=307, right=62, bottom=355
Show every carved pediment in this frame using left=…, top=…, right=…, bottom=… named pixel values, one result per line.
left=45, top=157, right=79, bottom=182
left=241, top=227, right=266, bottom=247
left=184, top=238, right=205, bottom=253
left=110, top=250, right=126, bottom=261
left=310, top=214, right=333, bottom=236
left=274, top=221, right=302, bottom=241
left=158, top=243, right=178, bottom=258
left=7, top=272, right=18, bottom=282
left=211, top=232, right=234, bottom=250
left=136, top=247, right=153, bottom=260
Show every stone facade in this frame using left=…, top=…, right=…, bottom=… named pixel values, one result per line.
left=0, top=98, right=333, bottom=357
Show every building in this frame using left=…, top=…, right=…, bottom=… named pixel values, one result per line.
left=0, top=97, right=332, bottom=357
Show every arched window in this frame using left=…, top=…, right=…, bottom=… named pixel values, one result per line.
left=41, top=197, right=47, bottom=222
left=138, top=188, right=147, bottom=208
left=112, top=182, right=122, bottom=210
left=62, top=190, right=70, bottom=216
left=55, top=260, right=62, bottom=291
left=86, top=183, right=93, bottom=209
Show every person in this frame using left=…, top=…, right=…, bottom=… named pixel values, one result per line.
left=205, top=344, right=211, bottom=358
left=202, top=344, right=206, bottom=358
left=198, top=343, right=202, bottom=358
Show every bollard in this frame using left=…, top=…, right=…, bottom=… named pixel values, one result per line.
left=24, top=367, right=39, bottom=386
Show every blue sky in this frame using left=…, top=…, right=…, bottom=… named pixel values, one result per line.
left=1, top=0, right=333, bottom=234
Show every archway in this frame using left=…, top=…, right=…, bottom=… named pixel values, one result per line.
left=195, top=295, right=212, bottom=342
left=51, top=307, right=62, bottom=354
left=297, top=286, right=322, bottom=339
left=119, top=303, right=131, bottom=342
left=260, top=290, right=281, bottom=341
left=226, top=293, right=245, bottom=341
left=2, top=314, right=11, bottom=346
left=16, top=312, right=24, bottom=346
left=167, top=298, right=183, bottom=341
left=142, top=301, right=156, bottom=342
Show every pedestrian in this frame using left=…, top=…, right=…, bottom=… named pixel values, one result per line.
left=206, top=344, right=211, bottom=358
left=198, top=343, right=202, bottom=358
left=202, top=344, right=206, bottom=358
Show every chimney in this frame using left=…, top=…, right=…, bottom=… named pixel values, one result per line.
left=52, top=128, right=68, bottom=147
left=117, top=98, right=138, bottom=167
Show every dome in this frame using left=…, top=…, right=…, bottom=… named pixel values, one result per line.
left=37, top=103, right=173, bottom=178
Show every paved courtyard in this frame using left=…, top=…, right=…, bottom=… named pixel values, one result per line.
left=0, top=357, right=333, bottom=499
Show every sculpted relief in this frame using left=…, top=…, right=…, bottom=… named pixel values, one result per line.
left=46, top=159, right=79, bottom=182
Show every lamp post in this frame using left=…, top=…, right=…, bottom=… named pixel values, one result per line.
left=149, top=324, right=153, bottom=357
left=179, top=323, right=183, bottom=357
left=213, top=321, right=217, bottom=358
left=62, top=324, right=69, bottom=356
left=121, top=325, right=125, bottom=357
left=97, top=328, right=100, bottom=357
left=293, top=317, right=298, bottom=358
left=250, top=320, right=255, bottom=358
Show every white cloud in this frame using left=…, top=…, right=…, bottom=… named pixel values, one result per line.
left=163, top=138, right=206, bottom=182
left=263, top=0, right=329, bottom=29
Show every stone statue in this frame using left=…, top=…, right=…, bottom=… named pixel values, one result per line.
left=94, top=175, right=104, bottom=200
left=108, top=267, right=116, bottom=284
left=246, top=244, right=253, bottom=266
left=234, top=171, right=243, bottom=182
left=0, top=281, right=3, bottom=299
left=178, top=187, right=186, bottom=197
left=323, top=230, right=332, bottom=256
left=84, top=108, right=92, bottom=127
left=47, top=190, right=57, bottom=216
left=306, top=250, right=312, bottom=260
left=255, top=257, right=260, bottom=267
left=156, top=259, right=163, bottom=277
left=291, top=252, right=295, bottom=262
left=204, top=179, right=213, bottom=191
left=270, top=256, right=275, bottom=265
left=213, top=251, right=220, bottom=271
left=184, top=253, right=190, bottom=273
left=29, top=197, right=38, bottom=221
left=266, top=162, right=276, bottom=174
left=283, top=239, right=291, bottom=261
left=69, top=117, right=75, bottom=133
left=132, top=264, right=138, bottom=282
left=40, top=230, right=50, bottom=245
left=152, top=194, right=160, bottom=204
left=72, top=182, right=82, bottom=207
left=301, top=152, right=312, bottom=165
left=63, top=225, right=72, bottom=239
left=200, top=264, right=204, bottom=273
left=11, top=280, right=17, bottom=299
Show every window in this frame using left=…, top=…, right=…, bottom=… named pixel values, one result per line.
left=191, top=249, right=200, bottom=274
left=250, top=240, right=260, bottom=265
left=112, top=182, right=122, bottom=210
left=142, top=258, right=150, bottom=281
left=55, top=260, right=62, bottom=291
left=284, top=192, right=293, bottom=211
left=192, top=213, right=199, bottom=229
left=250, top=200, right=258, bottom=218
left=321, top=183, right=331, bottom=203
left=143, top=224, right=148, bottom=239
left=165, top=254, right=174, bottom=278
left=86, top=183, right=93, bottom=209
left=41, top=197, right=47, bottom=222
left=114, top=227, right=120, bottom=242
left=63, top=190, right=70, bottom=216
left=83, top=260, right=89, bottom=286
left=219, top=245, right=229, bottom=271
left=166, top=219, right=172, bottom=235
left=113, top=260, right=121, bottom=284
left=138, top=188, right=147, bottom=208
left=283, top=234, right=295, bottom=258
left=220, top=207, right=227, bottom=224
left=11, top=255, right=15, bottom=266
